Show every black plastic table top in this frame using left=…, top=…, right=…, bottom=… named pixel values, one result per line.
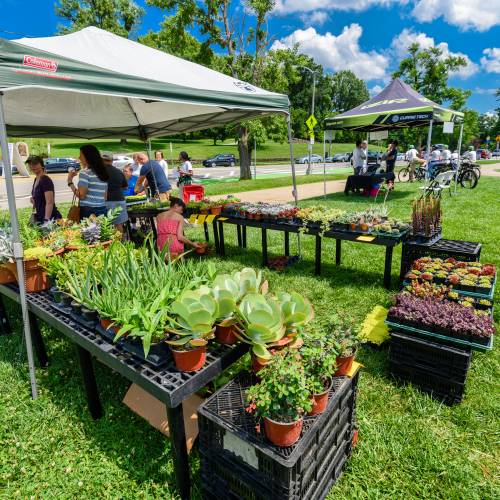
left=0, top=285, right=247, bottom=408
left=218, top=216, right=406, bottom=247
left=404, top=238, right=481, bottom=254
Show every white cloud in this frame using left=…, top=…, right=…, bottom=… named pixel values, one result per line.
left=411, top=0, right=500, bottom=32
left=274, top=0, right=406, bottom=15
left=369, top=85, right=384, bottom=96
left=480, top=48, right=500, bottom=73
left=300, top=11, right=329, bottom=26
left=271, top=24, right=389, bottom=80
left=391, top=28, right=479, bottom=78
left=473, top=87, right=497, bottom=95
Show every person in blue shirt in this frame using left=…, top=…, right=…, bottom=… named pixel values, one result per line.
left=134, top=153, right=171, bottom=201
left=123, top=164, right=138, bottom=196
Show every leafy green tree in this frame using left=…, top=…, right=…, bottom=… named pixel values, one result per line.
left=393, top=43, right=471, bottom=110
left=146, top=0, right=276, bottom=179
left=329, top=70, right=369, bottom=114
left=55, top=0, right=144, bottom=37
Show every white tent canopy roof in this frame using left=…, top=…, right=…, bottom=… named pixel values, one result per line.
left=0, top=27, right=289, bottom=139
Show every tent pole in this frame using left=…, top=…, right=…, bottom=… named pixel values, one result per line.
left=322, top=132, right=327, bottom=199
left=287, top=114, right=301, bottom=256
left=0, top=93, right=38, bottom=399
left=426, top=119, right=434, bottom=179
left=455, top=122, right=464, bottom=194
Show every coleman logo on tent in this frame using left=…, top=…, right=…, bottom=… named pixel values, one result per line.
left=23, top=55, right=58, bottom=73
left=360, top=98, right=408, bottom=110
left=233, top=81, right=257, bottom=93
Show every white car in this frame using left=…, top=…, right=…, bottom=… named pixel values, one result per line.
left=113, top=154, right=133, bottom=169
left=396, top=153, right=406, bottom=161
left=491, top=149, right=500, bottom=158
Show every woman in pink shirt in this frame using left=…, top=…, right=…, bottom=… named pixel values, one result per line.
left=156, top=198, right=202, bottom=258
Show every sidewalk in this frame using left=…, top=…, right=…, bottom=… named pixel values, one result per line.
left=208, top=179, right=347, bottom=203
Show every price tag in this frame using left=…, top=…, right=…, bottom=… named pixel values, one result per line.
left=217, top=217, right=228, bottom=221
left=197, top=215, right=207, bottom=224
left=356, top=235, right=375, bottom=242
left=205, top=215, right=216, bottom=223
left=188, top=215, right=198, bottom=224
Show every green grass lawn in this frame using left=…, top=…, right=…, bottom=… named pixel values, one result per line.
left=20, top=138, right=379, bottom=165
left=1, top=179, right=499, bottom=498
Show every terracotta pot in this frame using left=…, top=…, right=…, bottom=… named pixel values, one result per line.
left=360, top=223, right=369, bottom=232
left=5, top=256, right=55, bottom=293
left=0, top=265, right=16, bottom=285
left=264, top=416, right=303, bottom=447
left=210, top=206, right=222, bottom=215
left=308, top=378, right=332, bottom=416
left=251, top=354, right=270, bottom=373
left=100, top=317, right=119, bottom=333
left=171, top=346, right=207, bottom=372
left=335, top=351, right=356, bottom=376
left=215, top=324, right=238, bottom=345
left=352, top=429, right=359, bottom=448
left=349, top=223, right=357, bottom=231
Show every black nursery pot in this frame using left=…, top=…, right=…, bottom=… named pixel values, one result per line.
left=81, top=307, right=98, bottom=323
left=61, top=293, right=73, bottom=307
left=49, top=286, right=62, bottom=303
left=70, top=300, right=82, bottom=315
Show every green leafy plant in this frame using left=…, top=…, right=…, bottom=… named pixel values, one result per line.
left=247, top=351, right=313, bottom=422
left=277, top=292, right=314, bottom=337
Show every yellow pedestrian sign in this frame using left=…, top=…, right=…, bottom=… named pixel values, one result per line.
left=306, top=114, right=317, bottom=130
left=496, top=135, right=500, bottom=142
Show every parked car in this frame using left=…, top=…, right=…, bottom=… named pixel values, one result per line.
left=296, top=154, right=323, bottom=164
left=476, top=149, right=491, bottom=159
left=202, top=153, right=237, bottom=167
left=396, top=153, right=406, bottom=161
left=491, top=149, right=500, bottom=158
left=0, top=161, right=18, bottom=176
left=112, top=154, right=133, bottom=169
left=367, top=150, right=382, bottom=164
left=43, top=157, right=81, bottom=173
left=329, top=152, right=351, bottom=162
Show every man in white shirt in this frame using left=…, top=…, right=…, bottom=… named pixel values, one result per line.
left=406, top=145, right=426, bottom=181
left=442, top=147, right=452, bottom=161
left=463, top=146, right=477, bottom=162
left=352, top=140, right=367, bottom=175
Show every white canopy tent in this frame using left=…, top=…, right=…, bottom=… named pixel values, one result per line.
left=0, top=27, right=297, bottom=400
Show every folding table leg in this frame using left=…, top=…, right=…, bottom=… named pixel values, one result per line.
left=29, top=312, right=49, bottom=367
left=218, top=221, right=226, bottom=257
left=0, top=295, right=11, bottom=335
left=166, top=404, right=191, bottom=500
left=261, top=228, right=268, bottom=267
left=284, top=231, right=290, bottom=257
left=212, top=220, right=220, bottom=254
left=237, top=225, right=242, bottom=247
left=335, top=239, right=342, bottom=265
left=203, top=222, right=209, bottom=242
left=242, top=225, right=247, bottom=248
left=315, top=235, right=322, bottom=275
left=75, top=346, right=103, bottom=420
left=384, top=246, right=394, bottom=289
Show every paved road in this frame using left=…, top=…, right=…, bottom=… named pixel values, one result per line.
left=0, top=162, right=353, bottom=209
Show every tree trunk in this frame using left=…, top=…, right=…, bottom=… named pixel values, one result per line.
left=238, top=126, right=252, bottom=180
left=120, top=138, right=128, bottom=146
left=213, top=138, right=217, bottom=146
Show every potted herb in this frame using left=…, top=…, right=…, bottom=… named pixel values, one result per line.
left=333, top=326, right=359, bottom=376
left=166, top=286, right=218, bottom=372
left=300, top=327, right=338, bottom=415
left=247, top=351, right=312, bottom=447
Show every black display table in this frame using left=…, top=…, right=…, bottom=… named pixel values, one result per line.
left=344, top=172, right=395, bottom=195
left=0, top=285, right=247, bottom=499
left=216, top=217, right=406, bottom=289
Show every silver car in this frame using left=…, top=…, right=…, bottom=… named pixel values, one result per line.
left=113, top=154, right=134, bottom=169
left=296, top=154, right=323, bottom=164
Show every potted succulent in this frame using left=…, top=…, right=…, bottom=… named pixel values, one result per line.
left=211, top=285, right=238, bottom=344
left=0, top=227, right=16, bottom=284
left=300, top=328, right=338, bottom=415
left=334, top=326, right=359, bottom=376
left=247, top=351, right=313, bottom=447
left=277, top=291, right=314, bottom=345
left=166, top=286, right=218, bottom=372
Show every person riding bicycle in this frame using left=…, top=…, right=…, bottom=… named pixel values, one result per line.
left=463, top=146, right=477, bottom=163
left=406, top=144, right=426, bottom=181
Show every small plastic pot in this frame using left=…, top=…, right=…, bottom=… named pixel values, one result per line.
left=349, top=223, right=357, bottom=231
left=61, top=293, right=73, bottom=307
left=100, top=317, right=119, bottom=333
left=0, top=265, right=16, bottom=285
left=335, top=351, right=356, bottom=377
left=171, top=346, right=207, bottom=372
left=81, top=308, right=98, bottom=322
left=251, top=354, right=270, bottom=374
left=264, top=416, right=303, bottom=447
left=210, top=206, right=222, bottom=215
left=308, top=378, right=332, bottom=416
left=70, top=300, right=82, bottom=315
left=215, top=324, right=238, bottom=345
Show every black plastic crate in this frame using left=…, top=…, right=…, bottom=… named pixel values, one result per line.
left=389, top=331, right=472, bottom=383
left=198, top=371, right=359, bottom=500
left=389, top=360, right=466, bottom=405
left=400, top=239, right=482, bottom=281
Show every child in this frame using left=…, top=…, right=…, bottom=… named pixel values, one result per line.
left=156, top=198, right=202, bottom=258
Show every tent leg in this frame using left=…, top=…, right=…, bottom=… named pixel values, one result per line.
left=0, top=93, right=38, bottom=399
left=287, top=115, right=301, bottom=257
left=455, top=122, right=464, bottom=195
left=425, top=119, right=434, bottom=180
left=323, top=134, right=326, bottom=199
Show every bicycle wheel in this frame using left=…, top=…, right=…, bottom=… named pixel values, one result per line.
left=473, top=166, right=481, bottom=179
left=459, top=170, right=478, bottom=189
left=398, top=168, right=410, bottom=182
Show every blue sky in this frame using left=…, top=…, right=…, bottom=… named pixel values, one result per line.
left=1, top=0, right=499, bottom=113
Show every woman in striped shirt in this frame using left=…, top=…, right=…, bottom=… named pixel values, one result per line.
left=67, top=145, right=109, bottom=219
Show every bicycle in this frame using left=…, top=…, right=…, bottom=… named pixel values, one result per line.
left=397, top=161, right=426, bottom=182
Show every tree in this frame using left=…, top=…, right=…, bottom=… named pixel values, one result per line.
left=393, top=43, right=471, bottom=110
left=329, top=70, right=369, bottom=114
left=55, top=0, right=144, bottom=37
left=146, top=0, right=276, bottom=179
